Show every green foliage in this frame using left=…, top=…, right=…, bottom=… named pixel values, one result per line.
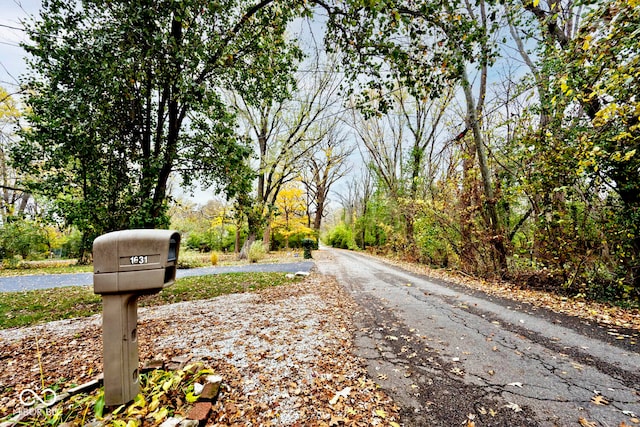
left=184, top=226, right=239, bottom=253
left=185, top=231, right=212, bottom=252
left=318, top=0, right=640, bottom=303
left=414, top=214, right=456, bottom=268
left=325, top=222, right=358, bottom=250
left=12, top=0, right=302, bottom=253
left=509, top=0, right=640, bottom=298
left=324, top=0, right=500, bottom=112
left=0, top=217, right=49, bottom=262
left=301, top=238, right=315, bottom=259
left=58, top=228, right=84, bottom=259
left=170, top=200, right=242, bottom=254
left=271, top=230, right=318, bottom=251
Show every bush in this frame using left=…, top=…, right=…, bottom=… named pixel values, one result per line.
left=185, top=231, right=210, bottom=252
left=301, top=238, right=315, bottom=259
left=177, top=250, right=209, bottom=269
left=248, top=240, right=267, bottom=263
left=210, top=251, right=219, bottom=266
left=325, top=223, right=357, bottom=250
left=0, top=218, right=49, bottom=261
left=60, top=228, right=83, bottom=258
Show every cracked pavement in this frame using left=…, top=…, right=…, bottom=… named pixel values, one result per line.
left=315, top=248, right=640, bottom=426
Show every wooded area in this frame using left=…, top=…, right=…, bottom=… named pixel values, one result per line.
left=0, top=0, right=638, bottom=302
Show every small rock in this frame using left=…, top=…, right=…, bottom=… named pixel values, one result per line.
left=205, top=375, right=223, bottom=384
left=159, top=416, right=184, bottom=427
left=198, top=382, right=220, bottom=402
left=178, top=420, right=200, bottom=427
left=186, top=401, right=212, bottom=424
left=142, top=359, right=164, bottom=373
left=193, top=383, right=204, bottom=396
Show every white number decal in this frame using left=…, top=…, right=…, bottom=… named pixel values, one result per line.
left=129, top=255, right=148, bottom=265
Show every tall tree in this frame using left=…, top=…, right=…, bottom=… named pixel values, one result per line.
left=12, top=0, right=301, bottom=258
left=321, top=0, right=508, bottom=272
left=348, top=88, right=454, bottom=257
left=230, top=52, right=343, bottom=252
left=301, top=120, right=354, bottom=231
left=0, top=87, right=30, bottom=222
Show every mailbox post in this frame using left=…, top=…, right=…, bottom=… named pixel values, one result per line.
left=93, top=229, right=180, bottom=406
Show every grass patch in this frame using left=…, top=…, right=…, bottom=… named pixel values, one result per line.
left=0, top=272, right=300, bottom=330
left=0, top=263, right=93, bottom=277
left=0, top=286, right=102, bottom=329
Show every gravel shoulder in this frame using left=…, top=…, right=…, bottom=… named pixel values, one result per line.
left=0, top=272, right=400, bottom=426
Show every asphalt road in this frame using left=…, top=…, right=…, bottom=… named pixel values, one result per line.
left=0, top=261, right=314, bottom=292
left=315, top=249, right=640, bottom=426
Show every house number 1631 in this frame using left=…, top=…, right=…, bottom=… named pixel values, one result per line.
left=129, top=255, right=148, bottom=265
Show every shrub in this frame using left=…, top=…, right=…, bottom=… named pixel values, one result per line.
left=248, top=240, right=267, bottom=263
left=325, top=223, right=357, bottom=250
left=301, top=238, right=315, bottom=259
left=177, top=250, right=209, bottom=269
left=210, top=251, right=219, bottom=266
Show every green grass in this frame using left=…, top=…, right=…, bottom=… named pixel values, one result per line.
left=0, top=272, right=301, bottom=330
left=0, top=263, right=93, bottom=277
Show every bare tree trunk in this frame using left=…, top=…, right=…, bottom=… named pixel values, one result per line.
left=461, top=69, right=508, bottom=275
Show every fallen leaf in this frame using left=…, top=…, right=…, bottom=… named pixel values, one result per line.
left=450, top=367, right=464, bottom=376
left=579, top=417, right=597, bottom=427
left=375, top=408, right=387, bottom=418
left=504, top=402, right=522, bottom=412
left=329, top=415, right=346, bottom=426
left=329, top=386, right=352, bottom=405
left=507, top=382, right=524, bottom=388
left=591, top=395, right=609, bottom=405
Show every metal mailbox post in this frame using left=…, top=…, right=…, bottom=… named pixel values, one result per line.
left=93, top=229, right=180, bottom=406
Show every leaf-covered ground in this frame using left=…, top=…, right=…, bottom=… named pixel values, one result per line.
left=0, top=274, right=400, bottom=426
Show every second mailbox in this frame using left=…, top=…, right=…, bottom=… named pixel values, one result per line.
left=93, top=229, right=181, bottom=294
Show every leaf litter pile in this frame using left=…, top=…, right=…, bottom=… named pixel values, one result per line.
left=0, top=274, right=400, bottom=426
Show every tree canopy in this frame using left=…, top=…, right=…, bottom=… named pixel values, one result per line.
left=12, top=0, right=304, bottom=257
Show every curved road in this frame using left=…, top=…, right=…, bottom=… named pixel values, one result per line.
left=0, top=261, right=314, bottom=292
left=316, top=249, right=640, bottom=426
